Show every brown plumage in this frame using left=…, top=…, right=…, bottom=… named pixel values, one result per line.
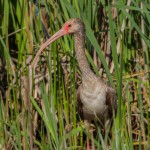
left=32, top=18, right=117, bottom=148
left=63, top=19, right=117, bottom=127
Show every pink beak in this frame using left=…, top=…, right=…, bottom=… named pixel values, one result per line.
left=31, top=28, right=67, bottom=67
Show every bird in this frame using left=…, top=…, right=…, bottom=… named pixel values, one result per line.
left=31, top=18, right=117, bottom=149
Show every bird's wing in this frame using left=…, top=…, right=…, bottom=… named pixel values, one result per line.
left=106, top=87, right=117, bottom=117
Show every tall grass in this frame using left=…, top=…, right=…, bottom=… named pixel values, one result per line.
left=0, top=0, right=150, bottom=149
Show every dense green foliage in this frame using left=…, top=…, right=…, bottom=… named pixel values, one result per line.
left=0, top=0, right=150, bottom=149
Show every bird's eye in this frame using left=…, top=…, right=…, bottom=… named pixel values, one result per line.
left=68, top=24, right=72, bottom=27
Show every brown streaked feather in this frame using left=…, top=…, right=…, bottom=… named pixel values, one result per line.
left=106, top=87, right=117, bottom=118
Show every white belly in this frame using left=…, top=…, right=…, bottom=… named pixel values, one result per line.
left=80, top=81, right=108, bottom=120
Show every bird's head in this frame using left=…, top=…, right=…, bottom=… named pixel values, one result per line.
left=62, top=18, right=85, bottom=34
left=39, top=18, right=85, bottom=47
left=31, top=18, right=85, bottom=67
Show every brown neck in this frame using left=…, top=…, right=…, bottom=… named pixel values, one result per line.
left=74, top=31, right=96, bottom=82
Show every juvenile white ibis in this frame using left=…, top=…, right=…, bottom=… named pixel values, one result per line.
left=32, top=18, right=117, bottom=149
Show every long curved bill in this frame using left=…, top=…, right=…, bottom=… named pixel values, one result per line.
left=31, top=28, right=67, bottom=68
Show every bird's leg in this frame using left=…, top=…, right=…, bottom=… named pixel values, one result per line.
left=84, top=120, right=95, bottom=150
left=90, top=127, right=95, bottom=150
left=84, top=120, right=91, bottom=150
left=86, top=136, right=90, bottom=150
left=87, top=126, right=95, bottom=150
